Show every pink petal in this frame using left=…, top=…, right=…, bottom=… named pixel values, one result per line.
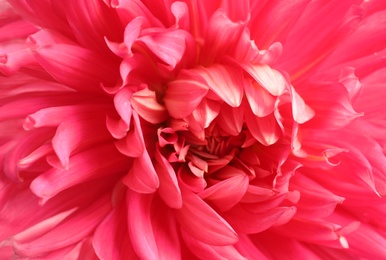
left=174, top=187, right=238, bottom=246
left=272, top=219, right=354, bottom=247
left=93, top=207, right=136, bottom=260
left=138, top=28, right=186, bottom=69
left=200, top=9, right=246, bottom=63
left=114, top=111, right=145, bottom=158
left=164, top=70, right=209, bottom=118
left=33, top=44, right=119, bottom=92
left=122, top=150, right=160, bottom=194
left=30, top=144, right=128, bottom=202
left=52, top=116, right=110, bottom=169
left=244, top=79, right=276, bottom=117
left=154, top=146, right=182, bottom=209
left=23, top=104, right=111, bottom=130
left=60, top=0, right=123, bottom=51
left=183, top=98, right=221, bottom=132
left=216, top=103, right=245, bottom=136
left=194, top=64, right=244, bottom=107
left=290, top=85, right=315, bottom=124
left=245, top=109, right=281, bottom=146
left=278, top=1, right=363, bottom=78
left=243, top=63, right=287, bottom=96
left=177, top=166, right=207, bottom=193
left=223, top=205, right=296, bottom=234
left=0, top=19, right=38, bottom=42
left=105, top=17, right=143, bottom=58
left=131, top=88, right=168, bottom=124
left=199, top=170, right=249, bottom=211
left=181, top=229, right=247, bottom=260
left=13, top=195, right=111, bottom=257
left=249, top=0, right=310, bottom=48
left=3, top=128, right=54, bottom=182
left=291, top=174, right=345, bottom=218
left=0, top=93, right=82, bottom=121
left=298, top=82, right=361, bottom=129
left=126, top=191, right=158, bottom=259
left=113, top=87, right=134, bottom=127
left=112, top=0, right=164, bottom=29
left=150, top=196, right=182, bottom=260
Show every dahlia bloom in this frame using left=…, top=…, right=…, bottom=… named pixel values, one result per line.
left=1, top=0, right=386, bottom=259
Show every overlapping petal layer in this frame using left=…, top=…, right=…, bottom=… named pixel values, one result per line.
left=1, top=0, right=386, bottom=259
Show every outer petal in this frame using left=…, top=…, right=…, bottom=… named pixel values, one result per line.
left=93, top=207, right=136, bottom=260
left=30, top=144, right=128, bottom=202
left=174, top=187, right=238, bottom=246
left=199, top=168, right=249, bottom=212
left=32, top=43, right=119, bottom=92
left=223, top=205, right=296, bottom=234
left=126, top=192, right=158, bottom=259
left=12, top=195, right=111, bottom=257
left=122, top=150, right=160, bottom=194
left=154, top=145, right=182, bottom=209
left=181, top=230, right=247, bottom=260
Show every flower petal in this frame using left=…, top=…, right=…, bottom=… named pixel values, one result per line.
left=199, top=170, right=249, bottom=211
left=30, top=144, right=128, bottom=202
left=174, top=187, right=238, bottom=246
left=241, top=64, right=286, bottom=96
left=194, top=65, right=244, bottom=107
left=122, top=150, right=160, bottom=194
left=154, top=145, right=182, bottom=209
left=164, top=70, right=209, bottom=118
left=13, top=195, right=111, bottom=257
left=245, top=109, right=281, bottom=146
left=181, top=229, right=247, bottom=260
left=131, top=88, right=168, bottom=124
left=126, top=191, right=158, bottom=259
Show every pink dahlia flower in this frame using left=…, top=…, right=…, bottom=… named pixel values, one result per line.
left=1, top=0, right=386, bottom=259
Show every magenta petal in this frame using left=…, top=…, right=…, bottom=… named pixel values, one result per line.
left=131, top=88, right=168, bottom=124
left=13, top=195, right=111, bottom=257
left=52, top=117, right=109, bottom=169
left=199, top=168, right=249, bottom=211
left=33, top=44, right=118, bottom=92
left=174, top=187, right=238, bottom=246
left=113, top=87, right=133, bottom=126
left=93, top=207, right=136, bottom=260
left=154, top=146, right=183, bottom=209
left=181, top=229, right=247, bottom=260
left=114, top=112, right=145, bottom=158
left=3, top=128, right=54, bottom=182
left=290, top=85, right=316, bottom=124
left=217, top=103, right=245, bottom=136
left=126, top=191, right=158, bottom=259
left=139, top=28, right=186, bottom=68
left=122, top=150, right=159, bottom=194
left=30, top=144, right=128, bottom=202
left=164, top=70, right=209, bottom=118
left=224, top=205, right=296, bottom=234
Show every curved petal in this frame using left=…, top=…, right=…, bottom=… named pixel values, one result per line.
left=174, top=187, right=238, bottom=246
left=122, top=150, right=160, bottom=194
